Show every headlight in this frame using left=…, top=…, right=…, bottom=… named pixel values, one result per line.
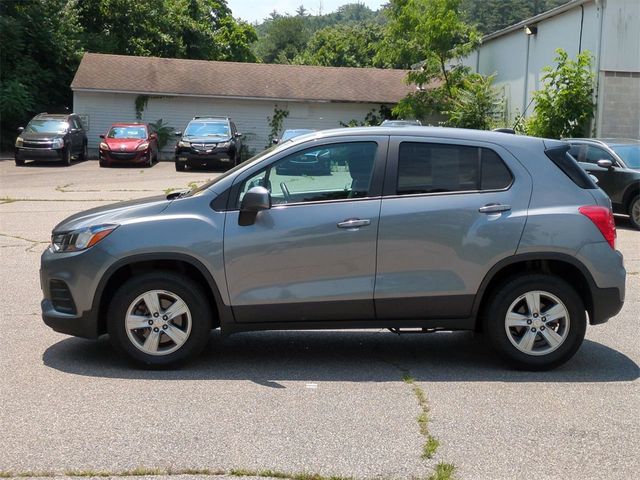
left=51, top=224, right=118, bottom=253
left=217, top=141, right=231, bottom=148
left=178, top=140, right=191, bottom=148
left=51, top=138, right=64, bottom=149
left=136, top=142, right=150, bottom=151
left=99, top=142, right=109, bottom=150
left=15, top=136, right=23, bottom=147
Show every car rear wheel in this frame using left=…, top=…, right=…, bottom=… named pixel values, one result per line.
left=107, top=272, right=212, bottom=368
left=15, top=158, right=25, bottom=166
left=175, top=162, right=186, bottom=172
left=78, top=142, right=88, bottom=161
left=628, top=195, right=640, bottom=230
left=483, top=274, right=586, bottom=370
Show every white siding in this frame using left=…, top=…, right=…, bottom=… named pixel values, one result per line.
left=468, top=1, right=601, bottom=122
left=73, top=91, right=391, bottom=158
left=601, top=0, right=640, bottom=72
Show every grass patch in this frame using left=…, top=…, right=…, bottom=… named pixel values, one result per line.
left=0, top=467, right=352, bottom=479
left=427, top=462, right=456, bottom=480
left=403, top=374, right=439, bottom=459
left=0, top=197, right=17, bottom=204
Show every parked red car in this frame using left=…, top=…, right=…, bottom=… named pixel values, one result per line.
left=99, top=123, right=158, bottom=167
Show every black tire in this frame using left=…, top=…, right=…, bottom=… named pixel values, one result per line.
left=175, top=162, right=186, bottom=172
left=628, top=195, right=640, bottom=230
left=146, top=154, right=153, bottom=168
left=78, top=142, right=88, bottom=161
left=107, top=272, right=212, bottom=368
left=99, top=160, right=108, bottom=168
left=62, top=147, right=72, bottom=166
left=15, top=158, right=25, bottom=166
left=483, top=274, right=586, bottom=371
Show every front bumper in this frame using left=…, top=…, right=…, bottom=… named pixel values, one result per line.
left=15, top=147, right=63, bottom=161
left=100, top=149, right=149, bottom=165
left=175, top=150, right=234, bottom=168
left=42, top=299, right=99, bottom=338
left=40, top=245, right=112, bottom=339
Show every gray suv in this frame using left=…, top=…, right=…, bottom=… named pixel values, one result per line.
left=40, top=127, right=625, bottom=370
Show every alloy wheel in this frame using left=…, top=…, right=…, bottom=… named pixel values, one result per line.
left=504, top=290, right=570, bottom=356
left=125, top=289, right=192, bottom=356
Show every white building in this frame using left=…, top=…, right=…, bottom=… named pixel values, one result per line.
left=462, top=0, right=640, bottom=137
left=71, top=53, right=413, bottom=157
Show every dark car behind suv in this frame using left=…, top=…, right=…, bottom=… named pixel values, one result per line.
left=566, top=138, right=640, bottom=229
left=174, top=116, right=242, bottom=171
left=15, top=113, right=88, bottom=166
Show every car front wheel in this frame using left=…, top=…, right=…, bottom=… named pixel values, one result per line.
left=107, top=272, right=212, bottom=368
left=628, top=195, right=640, bottom=230
left=62, top=147, right=72, bottom=166
left=483, top=274, right=586, bottom=370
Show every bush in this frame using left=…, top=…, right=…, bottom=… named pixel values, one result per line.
left=526, top=49, right=595, bottom=139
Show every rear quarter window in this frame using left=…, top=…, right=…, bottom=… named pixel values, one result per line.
left=545, top=146, right=598, bottom=189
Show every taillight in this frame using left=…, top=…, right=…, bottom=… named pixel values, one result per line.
left=579, top=206, right=616, bottom=249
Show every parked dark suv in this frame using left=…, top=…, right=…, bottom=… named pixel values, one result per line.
left=174, top=116, right=242, bottom=171
left=15, top=113, right=88, bottom=166
left=566, top=138, right=640, bottom=229
left=40, top=127, right=625, bottom=370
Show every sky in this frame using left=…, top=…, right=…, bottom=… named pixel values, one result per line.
left=227, top=0, right=387, bottom=24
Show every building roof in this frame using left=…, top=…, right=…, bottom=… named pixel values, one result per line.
left=71, top=53, right=413, bottom=104
left=482, top=0, right=592, bottom=42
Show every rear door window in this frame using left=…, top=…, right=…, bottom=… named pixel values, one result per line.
left=396, top=142, right=512, bottom=195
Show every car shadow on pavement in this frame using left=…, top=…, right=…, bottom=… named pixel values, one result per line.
left=614, top=215, right=637, bottom=231
left=42, top=330, right=639, bottom=384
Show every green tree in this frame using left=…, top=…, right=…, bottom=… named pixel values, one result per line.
left=444, top=73, right=502, bottom=129
left=0, top=0, right=82, bottom=149
left=293, top=23, right=385, bottom=68
left=255, top=15, right=310, bottom=63
left=386, top=0, right=481, bottom=119
left=76, top=0, right=257, bottom=61
left=525, top=49, right=595, bottom=139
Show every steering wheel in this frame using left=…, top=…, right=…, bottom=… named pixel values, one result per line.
left=280, top=181, right=292, bottom=202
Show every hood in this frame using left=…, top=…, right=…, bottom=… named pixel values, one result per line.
left=104, top=138, right=146, bottom=151
left=183, top=135, right=231, bottom=143
left=20, top=132, right=64, bottom=141
left=53, top=195, right=172, bottom=233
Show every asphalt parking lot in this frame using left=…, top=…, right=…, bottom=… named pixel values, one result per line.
left=0, top=158, right=638, bottom=480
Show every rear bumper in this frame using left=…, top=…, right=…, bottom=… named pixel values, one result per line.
left=590, top=286, right=624, bottom=325
left=15, top=148, right=63, bottom=161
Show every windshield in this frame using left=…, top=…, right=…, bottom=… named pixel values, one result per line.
left=189, top=145, right=279, bottom=196
left=184, top=121, right=230, bottom=137
left=25, top=119, right=68, bottom=134
left=611, top=145, right=640, bottom=169
left=108, top=126, right=147, bottom=139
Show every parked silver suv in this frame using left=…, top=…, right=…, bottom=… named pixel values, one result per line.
left=40, top=127, right=625, bottom=370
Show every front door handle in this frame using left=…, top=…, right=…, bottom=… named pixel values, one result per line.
left=478, top=203, right=511, bottom=214
left=337, top=218, right=371, bottom=229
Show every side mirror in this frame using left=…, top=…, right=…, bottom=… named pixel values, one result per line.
left=235, top=132, right=243, bottom=138
left=174, top=131, right=182, bottom=137
left=150, top=133, right=158, bottom=139
left=272, top=138, right=279, bottom=145
left=17, top=127, right=24, bottom=133
left=99, top=134, right=105, bottom=139
left=597, top=159, right=613, bottom=169
left=239, top=186, right=271, bottom=226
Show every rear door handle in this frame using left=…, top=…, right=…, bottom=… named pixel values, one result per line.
left=337, top=218, right=371, bottom=229
left=478, top=203, right=511, bottom=214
